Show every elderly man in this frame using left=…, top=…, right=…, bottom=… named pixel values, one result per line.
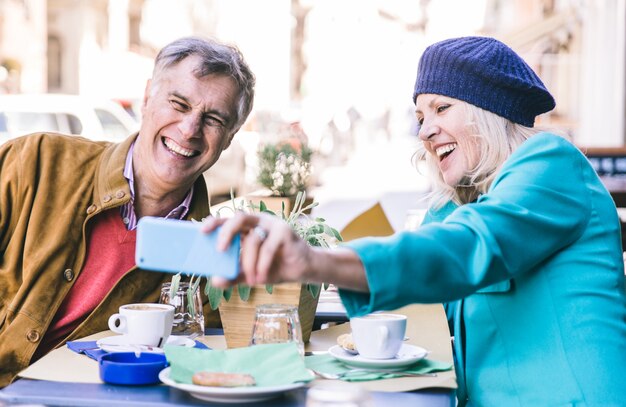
left=0, top=36, right=255, bottom=387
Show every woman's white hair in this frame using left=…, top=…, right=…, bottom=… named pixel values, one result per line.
left=414, top=101, right=565, bottom=209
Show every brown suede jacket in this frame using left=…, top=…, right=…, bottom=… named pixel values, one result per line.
left=0, top=132, right=219, bottom=387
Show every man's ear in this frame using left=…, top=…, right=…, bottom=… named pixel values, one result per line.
left=223, top=127, right=241, bottom=150
left=140, top=79, right=152, bottom=118
left=223, top=134, right=234, bottom=149
left=142, top=79, right=152, bottom=107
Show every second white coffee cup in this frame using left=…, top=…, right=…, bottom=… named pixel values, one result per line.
left=350, top=313, right=407, bottom=359
left=108, top=303, right=175, bottom=347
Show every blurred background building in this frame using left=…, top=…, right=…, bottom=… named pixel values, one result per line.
left=0, top=0, right=624, bottom=207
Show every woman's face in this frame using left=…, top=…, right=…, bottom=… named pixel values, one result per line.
left=415, top=94, right=479, bottom=187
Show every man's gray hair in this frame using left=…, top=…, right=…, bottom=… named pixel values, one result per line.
left=153, top=36, right=256, bottom=131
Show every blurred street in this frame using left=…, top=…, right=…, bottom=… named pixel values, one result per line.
left=1, top=0, right=623, bottom=228
left=311, top=132, right=431, bottom=233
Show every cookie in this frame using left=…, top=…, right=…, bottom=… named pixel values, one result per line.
left=191, top=371, right=256, bottom=387
left=337, top=333, right=357, bottom=351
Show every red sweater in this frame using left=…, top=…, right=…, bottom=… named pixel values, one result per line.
left=34, top=209, right=136, bottom=359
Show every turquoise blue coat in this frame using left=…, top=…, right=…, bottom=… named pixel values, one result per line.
left=340, top=133, right=626, bottom=406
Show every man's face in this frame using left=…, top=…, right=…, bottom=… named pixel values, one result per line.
left=135, top=55, right=240, bottom=193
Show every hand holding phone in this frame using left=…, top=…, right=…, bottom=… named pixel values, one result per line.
left=135, top=217, right=240, bottom=279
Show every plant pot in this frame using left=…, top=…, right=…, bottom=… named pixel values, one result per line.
left=218, top=283, right=320, bottom=348
left=246, top=191, right=314, bottom=215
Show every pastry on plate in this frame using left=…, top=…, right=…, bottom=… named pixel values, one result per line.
left=337, top=333, right=358, bottom=354
left=191, top=371, right=256, bottom=387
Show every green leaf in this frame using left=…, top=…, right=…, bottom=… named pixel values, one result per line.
left=322, top=224, right=335, bottom=236
left=190, top=275, right=201, bottom=292
left=265, top=284, right=274, bottom=294
left=307, top=283, right=321, bottom=299
left=293, top=191, right=303, bottom=211
left=299, top=201, right=318, bottom=213
left=331, top=227, right=343, bottom=241
left=238, top=284, right=251, bottom=301
left=187, top=287, right=196, bottom=315
left=169, top=273, right=181, bottom=304
left=207, top=281, right=224, bottom=310
left=223, top=286, right=233, bottom=301
left=259, top=201, right=268, bottom=212
left=215, top=205, right=235, bottom=218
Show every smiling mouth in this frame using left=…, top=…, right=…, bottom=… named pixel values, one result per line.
left=162, top=137, right=199, bottom=158
left=435, top=143, right=457, bottom=161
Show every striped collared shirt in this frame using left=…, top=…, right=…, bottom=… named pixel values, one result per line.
left=120, top=142, right=193, bottom=230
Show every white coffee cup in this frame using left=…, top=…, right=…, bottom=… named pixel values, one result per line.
left=350, top=313, right=407, bottom=359
left=108, top=303, right=175, bottom=347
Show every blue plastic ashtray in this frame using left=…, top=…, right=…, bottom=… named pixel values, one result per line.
left=99, top=352, right=168, bottom=385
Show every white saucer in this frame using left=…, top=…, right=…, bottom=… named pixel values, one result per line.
left=328, top=344, right=428, bottom=370
left=159, top=368, right=305, bottom=403
left=97, top=335, right=195, bottom=354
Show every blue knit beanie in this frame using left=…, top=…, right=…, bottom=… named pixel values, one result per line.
left=413, top=36, right=555, bottom=127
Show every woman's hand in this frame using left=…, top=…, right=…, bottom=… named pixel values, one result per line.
left=202, top=213, right=313, bottom=288
left=202, top=213, right=370, bottom=293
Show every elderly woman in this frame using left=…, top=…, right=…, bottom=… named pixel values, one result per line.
left=206, top=37, right=626, bottom=406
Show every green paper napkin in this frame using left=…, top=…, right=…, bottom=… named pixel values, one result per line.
left=305, top=354, right=452, bottom=382
left=164, top=342, right=314, bottom=387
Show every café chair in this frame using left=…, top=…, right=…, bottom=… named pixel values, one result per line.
left=339, top=202, right=395, bottom=242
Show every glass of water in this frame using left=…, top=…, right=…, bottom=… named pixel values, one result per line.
left=306, top=382, right=373, bottom=407
left=159, top=282, right=204, bottom=337
left=250, top=304, right=304, bottom=356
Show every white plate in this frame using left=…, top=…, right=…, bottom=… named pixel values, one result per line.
left=328, top=344, right=428, bottom=370
left=96, top=335, right=195, bottom=354
left=158, top=367, right=305, bottom=403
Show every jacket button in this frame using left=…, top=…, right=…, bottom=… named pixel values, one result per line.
left=26, top=330, right=40, bottom=343
left=63, top=269, right=74, bottom=282
left=86, top=205, right=98, bottom=214
left=115, top=190, right=125, bottom=199
left=103, top=195, right=112, bottom=203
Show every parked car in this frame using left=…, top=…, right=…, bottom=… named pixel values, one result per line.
left=0, top=93, right=139, bottom=144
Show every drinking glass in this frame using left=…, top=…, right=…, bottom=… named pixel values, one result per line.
left=159, top=282, right=204, bottom=337
left=306, top=382, right=373, bottom=407
left=250, top=304, right=304, bottom=356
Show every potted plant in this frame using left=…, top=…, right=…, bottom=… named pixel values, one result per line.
left=208, top=191, right=342, bottom=348
left=250, top=122, right=314, bottom=214
left=256, top=140, right=313, bottom=197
